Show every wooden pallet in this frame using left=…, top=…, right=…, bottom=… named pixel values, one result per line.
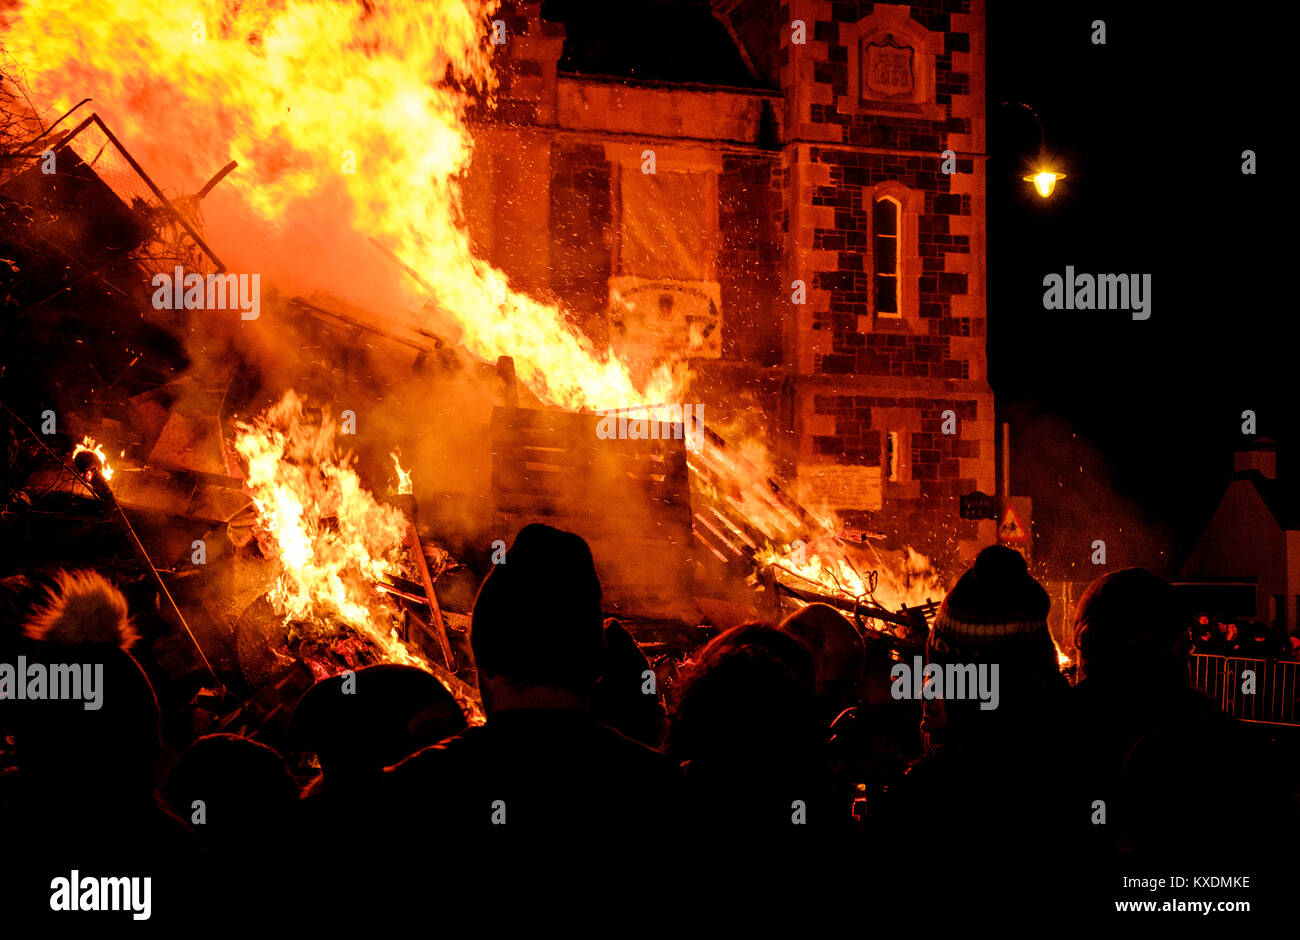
left=686, top=424, right=825, bottom=566
left=490, top=406, right=694, bottom=614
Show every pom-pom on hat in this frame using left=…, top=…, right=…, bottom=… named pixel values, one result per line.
left=23, top=569, right=139, bottom=650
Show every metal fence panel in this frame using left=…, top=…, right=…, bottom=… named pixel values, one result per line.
left=1189, top=654, right=1300, bottom=726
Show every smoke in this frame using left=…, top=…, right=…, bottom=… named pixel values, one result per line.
left=1002, top=401, right=1174, bottom=580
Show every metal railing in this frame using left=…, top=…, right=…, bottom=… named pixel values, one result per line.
left=1189, top=654, right=1300, bottom=726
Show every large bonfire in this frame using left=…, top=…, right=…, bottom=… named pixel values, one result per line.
left=3, top=0, right=946, bottom=659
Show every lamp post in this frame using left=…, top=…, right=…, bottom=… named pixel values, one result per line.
left=1001, top=100, right=1066, bottom=198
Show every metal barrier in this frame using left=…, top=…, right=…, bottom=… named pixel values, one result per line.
left=1189, top=654, right=1300, bottom=726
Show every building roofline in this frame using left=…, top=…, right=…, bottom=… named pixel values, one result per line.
left=1230, top=469, right=1300, bottom=531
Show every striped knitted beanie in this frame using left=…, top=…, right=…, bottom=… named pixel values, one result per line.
left=930, top=545, right=1052, bottom=662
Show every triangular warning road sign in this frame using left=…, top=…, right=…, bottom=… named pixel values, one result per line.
left=998, top=504, right=1029, bottom=543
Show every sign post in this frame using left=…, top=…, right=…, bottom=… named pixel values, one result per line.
left=998, top=496, right=1033, bottom=564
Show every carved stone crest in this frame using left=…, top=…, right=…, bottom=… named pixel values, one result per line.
left=862, top=33, right=915, bottom=99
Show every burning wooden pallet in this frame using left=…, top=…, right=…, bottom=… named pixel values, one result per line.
left=687, top=424, right=820, bottom=567
left=488, top=403, right=937, bottom=644
left=686, top=426, right=939, bottom=643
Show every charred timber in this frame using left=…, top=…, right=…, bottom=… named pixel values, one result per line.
left=771, top=578, right=930, bottom=635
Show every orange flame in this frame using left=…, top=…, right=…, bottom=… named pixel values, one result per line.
left=390, top=450, right=413, bottom=496
left=71, top=436, right=114, bottom=481
left=2, top=0, right=682, bottom=411
left=233, top=390, right=425, bottom=667
left=757, top=540, right=945, bottom=621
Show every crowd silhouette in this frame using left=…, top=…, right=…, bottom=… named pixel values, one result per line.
left=1, top=525, right=1296, bottom=925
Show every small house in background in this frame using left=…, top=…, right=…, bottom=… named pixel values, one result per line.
left=1177, top=439, right=1297, bottom=638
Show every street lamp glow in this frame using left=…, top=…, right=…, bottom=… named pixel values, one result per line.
left=1024, top=169, right=1065, bottom=198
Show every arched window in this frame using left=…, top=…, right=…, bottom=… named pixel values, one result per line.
left=873, top=196, right=900, bottom=317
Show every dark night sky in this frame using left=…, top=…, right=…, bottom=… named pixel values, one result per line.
left=985, top=2, right=1287, bottom=573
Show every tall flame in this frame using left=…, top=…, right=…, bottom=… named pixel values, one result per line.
left=2, top=0, right=679, bottom=409
left=233, top=390, right=424, bottom=666
left=390, top=450, right=413, bottom=496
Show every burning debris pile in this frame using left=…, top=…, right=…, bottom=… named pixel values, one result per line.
left=232, top=390, right=441, bottom=671
left=754, top=539, right=944, bottom=649
left=0, top=0, right=950, bottom=732
left=687, top=421, right=945, bottom=646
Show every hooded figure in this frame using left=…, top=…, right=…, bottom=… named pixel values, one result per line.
left=1064, top=567, right=1295, bottom=866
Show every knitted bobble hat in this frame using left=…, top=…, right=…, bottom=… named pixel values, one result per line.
left=930, top=546, right=1052, bottom=661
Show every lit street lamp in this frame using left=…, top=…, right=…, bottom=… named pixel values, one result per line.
left=1002, top=101, right=1066, bottom=199
left=1024, top=168, right=1066, bottom=198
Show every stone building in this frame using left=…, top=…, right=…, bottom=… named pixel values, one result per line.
left=466, top=0, right=995, bottom=567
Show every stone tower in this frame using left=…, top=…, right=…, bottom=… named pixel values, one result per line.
left=473, top=0, right=997, bottom=566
